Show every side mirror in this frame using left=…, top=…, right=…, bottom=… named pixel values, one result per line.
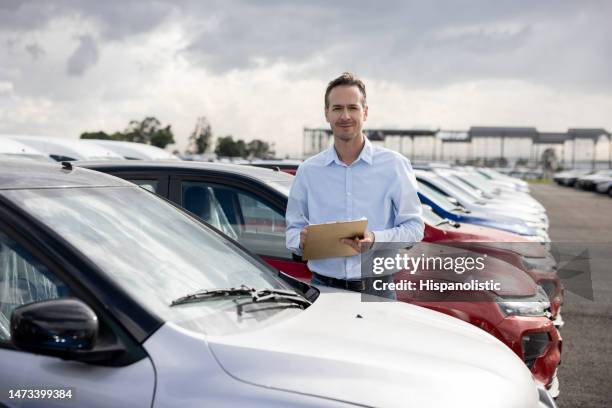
left=11, top=298, right=98, bottom=359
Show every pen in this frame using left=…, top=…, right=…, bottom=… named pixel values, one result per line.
left=301, top=214, right=310, bottom=225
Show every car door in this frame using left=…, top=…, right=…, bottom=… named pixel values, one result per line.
left=170, top=175, right=312, bottom=281
left=0, top=227, right=155, bottom=408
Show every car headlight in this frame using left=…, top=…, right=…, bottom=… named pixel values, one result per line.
left=497, top=287, right=550, bottom=317
left=521, top=255, right=557, bottom=272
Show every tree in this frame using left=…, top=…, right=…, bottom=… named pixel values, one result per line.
left=187, top=116, right=213, bottom=154
left=122, top=117, right=175, bottom=148
left=541, top=148, right=557, bottom=175
left=149, top=125, right=174, bottom=148
left=215, top=135, right=247, bottom=158
left=247, top=139, right=274, bottom=159
left=80, top=131, right=112, bottom=140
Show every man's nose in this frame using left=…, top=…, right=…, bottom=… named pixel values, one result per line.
left=340, top=108, right=350, bottom=119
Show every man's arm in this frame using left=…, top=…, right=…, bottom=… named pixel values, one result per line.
left=285, top=166, right=309, bottom=256
left=371, top=157, right=424, bottom=244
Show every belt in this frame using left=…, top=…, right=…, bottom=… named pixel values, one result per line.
left=311, top=272, right=366, bottom=291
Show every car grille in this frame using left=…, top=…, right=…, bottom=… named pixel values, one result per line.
left=522, top=332, right=551, bottom=369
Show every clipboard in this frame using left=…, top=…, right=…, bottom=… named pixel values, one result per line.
left=302, top=219, right=368, bottom=260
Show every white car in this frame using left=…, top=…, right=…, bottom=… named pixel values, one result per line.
left=0, top=137, right=52, bottom=162
left=595, top=176, right=612, bottom=196
left=0, top=161, right=555, bottom=408
left=84, top=139, right=180, bottom=160
left=6, top=134, right=124, bottom=161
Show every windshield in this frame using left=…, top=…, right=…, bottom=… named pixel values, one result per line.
left=454, top=173, right=496, bottom=195
left=3, top=186, right=298, bottom=334
left=421, top=175, right=482, bottom=205
left=417, top=181, right=457, bottom=212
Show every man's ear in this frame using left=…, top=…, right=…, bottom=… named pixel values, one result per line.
left=363, top=104, right=368, bottom=122
left=324, top=107, right=331, bottom=124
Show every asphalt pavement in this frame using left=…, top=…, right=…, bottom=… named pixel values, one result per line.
left=529, top=183, right=612, bottom=407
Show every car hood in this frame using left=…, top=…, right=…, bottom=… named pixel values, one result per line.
left=476, top=201, right=545, bottom=216
left=580, top=174, right=609, bottom=181
left=460, top=211, right=536, bottom=236
left=450, top=223, right=549, bottom=257
left=206, top=289, right=539, bottom=408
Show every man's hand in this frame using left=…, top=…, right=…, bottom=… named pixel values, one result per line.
left=299, top=227, right=308, bottom=250
left=340, top=231, right=375, bottom=253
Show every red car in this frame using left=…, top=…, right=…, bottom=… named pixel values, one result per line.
left=79, top=161, right=561, bottom=397
left=422, top=206, right=564, bottom=326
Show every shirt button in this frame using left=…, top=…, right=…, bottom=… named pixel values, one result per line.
left=347, top=192, right=351, bottom=196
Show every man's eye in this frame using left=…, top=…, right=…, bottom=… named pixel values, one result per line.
left=332, top=107, right=341, bottom=111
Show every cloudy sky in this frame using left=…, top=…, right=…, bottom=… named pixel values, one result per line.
left=1, top=0, right=610, bottom=157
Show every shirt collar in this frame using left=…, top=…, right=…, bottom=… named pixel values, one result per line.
left=324, top=136, right=373, bottom=166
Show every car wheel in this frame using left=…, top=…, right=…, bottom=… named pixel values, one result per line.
left=608, top=187, right=612, bottom=198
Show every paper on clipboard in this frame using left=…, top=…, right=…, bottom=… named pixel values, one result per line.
left=302, top=218, right=368, bottom=260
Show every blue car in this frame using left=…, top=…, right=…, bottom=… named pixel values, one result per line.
left=417, top=181, right=548, bottom=242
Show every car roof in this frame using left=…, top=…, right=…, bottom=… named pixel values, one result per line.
left=76, top=160, right=295, bottom=183
left=0, top=161, right=134, bottom=190
left=5, top=135, right=124, bottom=160
left=83, top=140, right=179, bottom=160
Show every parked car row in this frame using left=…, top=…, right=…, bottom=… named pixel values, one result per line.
left=68, top=159, right=562, bottom=400
left=0, top=135, right=179, bottom=161
left=0, top=160, right=560, bottom=407
left=554, top=168, right=612, bottom=197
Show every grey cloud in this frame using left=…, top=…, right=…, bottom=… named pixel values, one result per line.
left=0, top=0, right=176, bottom=41
left=66, top=35, right=99, bottom=76
left=25, top=43, right=45, bottom=59
left=180, top=0, right=612, bottom=91
left=1, top=0, right=611, bottom=91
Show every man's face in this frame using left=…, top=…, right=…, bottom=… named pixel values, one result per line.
left=325, top=85, right=368, bottom=142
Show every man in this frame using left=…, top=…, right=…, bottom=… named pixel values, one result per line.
left=286, top=72, right=424, bottom=294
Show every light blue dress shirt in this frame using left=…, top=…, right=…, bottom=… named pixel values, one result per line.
left=286, top=137, right=424, bottom=280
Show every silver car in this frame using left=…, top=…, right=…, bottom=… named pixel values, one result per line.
left=0, top=162, right=555, bottom=407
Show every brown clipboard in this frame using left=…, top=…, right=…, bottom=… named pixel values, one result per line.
left=302, top=219, right=368, bottom=260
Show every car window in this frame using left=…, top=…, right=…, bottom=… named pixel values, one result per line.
left=182, top=182, right=238, bottom=240
left=3, top=187, right=295, bottom=335
left=180, top=181, right=292, bottom=260
left=237, top=194, right=286, bottom=235
left=0, top=231, right=70, bottom=342
left=128, top=179, right=159, bottom=193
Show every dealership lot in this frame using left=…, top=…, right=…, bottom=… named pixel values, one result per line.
left=530, top=183, right=612, bottom=407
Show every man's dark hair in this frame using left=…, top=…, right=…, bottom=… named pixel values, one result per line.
left=324, top=72, right=367, bottom=109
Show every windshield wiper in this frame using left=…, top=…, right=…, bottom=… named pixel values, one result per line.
left=436, top=219, right=461, bottom=228
left=170, top=285, right=311, bottom=308
left=171, top=285, right=254, bottom=306
left=253, top=289, right=312, bottom=307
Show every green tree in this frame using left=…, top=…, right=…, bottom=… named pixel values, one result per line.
left=247, top=139, right=274, bottom=159
left=123, top=117, right=175, bottom=148
left=187, top=116, right=213, bottom=154
left=80, top=131, right=112, bottom=140
left=215, top=135, right=247, bottom=158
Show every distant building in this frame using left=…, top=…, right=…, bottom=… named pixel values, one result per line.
left=302, top=126, right=611, bottom=168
